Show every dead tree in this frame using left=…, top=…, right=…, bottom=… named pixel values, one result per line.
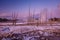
left=12, top=12, right=18, bottom=25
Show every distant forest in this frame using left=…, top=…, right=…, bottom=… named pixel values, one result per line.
left=49, top=18, right=60, bottom=22
left=0, top=17, right=60, bottom=22
left=0, top=18, right=9, bottom=22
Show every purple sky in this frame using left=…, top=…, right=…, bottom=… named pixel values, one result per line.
left=0, top=0, right=60, bottom=19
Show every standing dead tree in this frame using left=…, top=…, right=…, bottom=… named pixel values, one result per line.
left=12, top=12, right=18, bottom=25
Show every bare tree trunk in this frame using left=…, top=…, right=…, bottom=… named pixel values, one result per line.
left=12, top=12, right=18, bottom=25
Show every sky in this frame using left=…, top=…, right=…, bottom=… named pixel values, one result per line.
left=0, top=0, right=60, bottom=19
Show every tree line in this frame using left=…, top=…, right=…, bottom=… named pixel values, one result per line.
left=0, top=18, right=9, bottom=22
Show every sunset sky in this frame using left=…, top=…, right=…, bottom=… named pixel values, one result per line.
left=0, top=0, right=60, bottom=19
